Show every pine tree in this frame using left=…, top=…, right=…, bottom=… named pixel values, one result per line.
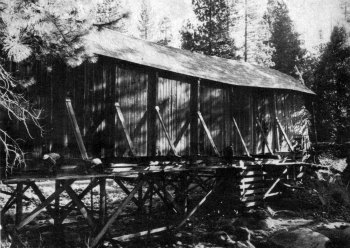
left=157, top=17, right=173, bottom=46
left=313, top=26, right=350, bottom=143
left=0, top=0, right=128, bottom=66
left=0, top=0, right=128, bottom=169
left=265, top=0, right=305, bottom=76
left=231, top=0, right=275, bottom=66
left=180, top=0, right=237, bottom=59
left=138, top=0, right=154, bottom=40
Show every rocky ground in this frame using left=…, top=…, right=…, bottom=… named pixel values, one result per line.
left=1, top=156, right=350, bottom=248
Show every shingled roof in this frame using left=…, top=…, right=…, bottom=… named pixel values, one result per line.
left=85, top=29, right=314, bottom=94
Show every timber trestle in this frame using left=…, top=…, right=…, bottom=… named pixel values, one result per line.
left=0, top=158, right=320, bottom=247
left=0, top=98, right=322, bottom=247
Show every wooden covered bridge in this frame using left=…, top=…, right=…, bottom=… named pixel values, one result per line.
left=1, top=29, right=317, bottom=247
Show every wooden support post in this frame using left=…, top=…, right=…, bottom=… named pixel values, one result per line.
left=90, top=179, right=145, bottom=248
left=59, top=179, right=99, bottom=223
left=114, top=178, right=141, bottom=208
left=99, top=178, right=106, bottom=226
left=263, top=167, right=288, bottom=199
left=15, top=183, right=23, bottom=225
left=176, top=179, right=223, bottom=230
left=1, top=184, right=30, bottom=217
left=54, top=180, right=60, bottom=225
left=276, top=117, right=294, bottom=152
left=197, top=111, right=220, bottom=156
left=147, top=71, right=158, bottom=156
left=155, top=106, right=178, bottom=156
left=65, top=98, right=89, bottom=160
left=273, top=93, right=280, bottom=151
left=256, top=117, right=274, bottom=154
left=115, top=103, right=136, bottom=156
left=90, top=179, right=94, bottom=213
left=16, top=180, right=75, bottom=230
left=232, top=116, right=251, bottom=157
left=190, top=79, right=200, bottom=155
left=63, top=183, right=96, bottom=229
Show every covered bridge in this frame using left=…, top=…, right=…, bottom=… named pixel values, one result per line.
left=14, top=29, right=314, bottom=160
left=0, top=29, right=317, bottom=247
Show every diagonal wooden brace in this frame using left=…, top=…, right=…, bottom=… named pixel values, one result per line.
left=63, top=183, right=96, bottom=229
left=275, top=117, right=294, bottom=152
left=65, top=98, right=89, bottom=160
left=115, top=103, right=136, bottom=156
left=263, top=167, right=288, bottom=199
left=1, top=184, right=30, bottom=216
left=58, top=178, right=100, bottom=222
left=155, top=106, right=179, bottom=156
left=232, top=116, right=251, bottom=157
left=90, top=179, right=145, bottom=248
left=16, top=180, right=75, bottom=230
left=176, top=179, right=224, bottom=229
left=256, top=117, right=274, bottom=154
left=197, top=111, right=220, bottom=156
left=114, top=178, right=141, bottom=208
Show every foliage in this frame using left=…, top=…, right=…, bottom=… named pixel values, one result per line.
left=313, top=26, right=350, bottom=143
left=0, top=0, right=128, bottom=169
left=157, top=17, right=172, bottom=46
left=0, top=64, right=41, bottom=171
left=264, top=0, right=306, bottom=77
left=138, top=0, right=154, bottom=40
left=230, top=0, right=275, bottom=66
left=0, top=0, right=128, bottom=67
left=180, top=0, right=237, bottom=59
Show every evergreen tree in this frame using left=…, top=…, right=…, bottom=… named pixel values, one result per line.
left=0, top=0, right=128, bottom=168
left=231, top=0, right=275, bottom=66
left=264, top=0, right=305, bottom=76
left=157, top=17, right=172, bottom=46
left=0, top=0, right=128, bottom=66
left=313, top=26, right=350, bottom=143
left=180, top=0, right=237, bottom=59
left=138, top=0, right=154, bottom=40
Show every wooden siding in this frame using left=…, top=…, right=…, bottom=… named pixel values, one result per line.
left=156, top=75, right=190, bottom=155
left=7, top=56, right=310, bottom=159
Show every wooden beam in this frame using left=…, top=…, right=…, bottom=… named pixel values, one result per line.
left=263, top=167, right=288, bottom=199
left=16, top=180, right=75, bottom=230
left=65, top=98, right=89, bottom=160
left=147, top=71, right=158, bottom=156
left=197, top=111, right=220, bottom=156
left=273, top=93, right=280, bottom=151
left=155, top=106, right=178, bottom=156
left=112, top=226, right=172, bottom=242
left=173, top=117, right=190, bottom=148
left=114, top=178, right=141, bottom=208
left=1, top=184, right=30, bottom=216
left=276, top=117, right=294, bottom=152
left=176, top=179, right=223, bottom=229
left=256, top=117, right=274, bottom=155
left=190, top=79, right=200, bottom=155
left=115, top=102, right=136, bottom=156
left=15, top=183, right=23, bottom=225
left=232, top=116, right=251, bottom=157
left=63, top=183, right=96, bottom=229
left=58, top=179, right=99, bottom=222
left=90, top=179, right=145, bottom=248
left=99, top=178, right=106, bottom=226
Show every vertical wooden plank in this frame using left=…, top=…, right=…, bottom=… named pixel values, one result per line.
left=99, top=179, right=106, bottom=226
left=15, top=183, right=23, bottom=225
left=190, top=79, right=200, bottom=155
left=54, top=180, right=60, bottom=225
left=147, top=71, right=158, bottom=156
